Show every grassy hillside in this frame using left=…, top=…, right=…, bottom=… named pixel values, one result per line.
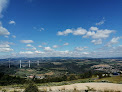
left=95, top=75, right=122, bottom=84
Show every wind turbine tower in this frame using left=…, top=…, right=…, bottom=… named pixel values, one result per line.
left=20, top=60, right=22, bottom=68
left=9, top=60, right=11, bottom=68
left=37, top=61, right=39, bottom=66
left=29, top=60, right=30, bottom=68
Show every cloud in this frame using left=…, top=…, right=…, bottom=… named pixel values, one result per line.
left=20, top=40, right=34, bottom=43
left=9, top=20, right=16, bottom=25
left=57, top=29, right=72, bottom=36
left=106, top=37, right=120, bottom=47
left=110, top=37, right=120, bottom=44
left=83, top=27, right=114, bottom=39
left=19, top=51, right=33, bottom=54
left=75, top=47, right=88, bottom=51
left=38, top=45, right=42, bottom=48
left=90, top=27, right=98, bottom=31
left=57, top=27, right=87, bottom=36
left=92, top=29, right=114, bottom=39
left=58, top=27, right=114, bottom=40
left=0, top=44, right=10, bottom=48
left=90, top=45, right=122, bottom=58
left=0, top=48, right=13, bottom=52
left=25, top=44, right=36, bottom=50
left=4, top=44, right=122, bottom=58
left=0, top=0, right=9, bottom=18
left=32, top=47, right=36, bottom=50
left=35, top=50, right=44, bottom=54
left=0, top=41, right=13, bottom=52
left=91, top=39, right=102, bottom=45
left=96, top=18, right=105, bottom=25
left=12, top=35, right=16, bottom=38
left=4, top=35, right=9, bottom=38
left=40, top=28, right=44, bottom=31
left=73, top=27, right=87, bottom=35
left=82, top=52, right=89, bottom=55
left=63, top=43, right=69, bottom=46
left=44, top=47, right=53, bottom=51
left=33, top=27, right=45, bottom=32
left=0, top=22, right=10, bottom=36
left=26, top=44, right=33, bottom=47
left=53, top=45, right=58, bottom=48
left=17, top=49, right=90, bottom=57
left=83, top=31, right=95, bottom=38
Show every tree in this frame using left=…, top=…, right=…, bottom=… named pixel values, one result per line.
left=24, top=82, right=39, bottom=92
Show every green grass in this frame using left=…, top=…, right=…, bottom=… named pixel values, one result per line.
left=36, top=78, right=94, bottom=86
left=95, top=75, right=122, bottom=84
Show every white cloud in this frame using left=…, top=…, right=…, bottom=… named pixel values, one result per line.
left=91, top=39, right=102, bottom=45
left=25, top=44, right=36, bottom=50
left=73, top=27, right=87, bottom=35
left=83, top=31, right=95, bottom=38
left=38, top=45, right=42, bottom=48
left=0, top=41, right=13, bottom=52
left=83, top=28, right=114, bottom=39
left=63, top=43, right=69, bottom=46
left=32, top=47, right=36, bottom=50
left=53, top=45, right=58, bottom=48
left=106, top=37, right=120, bottom=47
left=57, top=29, right=72, bottom=36
left=0, top=44, right=10, bottom=48
left=40, top=28, right=44, bottom=31
left=90, top=27, right=98, bottom=31
left=35, top=50, right=44, bottom=54
left=0, top=48, right=13, bottom=52
left=19, top=51, right=33, bottom=54
left=0, top=0, right=9, bottom=18
left=96, top=18, right=105, bottom=25
left=58, top=27, right=114, bottom=40
left=75, top=47, right=87, bottom=51
left=26, top=44, right=32, bottom=47
left=12, top=35, right=16, bottom=38
left=44, top=47, right=53, bottom=51
left=57, top=27, right=87, bottom=36
left=20, top=40, right=34, bottom=43
left=82, top=52, right=89, bottom=55
left=9, top=20, right=16, bottom=25
left=110, top=37, right=120, bottom=44
left=4, top=35, right=9, bottom=38
left=0, top=23, right=10, bottom=36
left=92, top=29, right=114, bottom=39
left=90, top=45, right=122, bottom=58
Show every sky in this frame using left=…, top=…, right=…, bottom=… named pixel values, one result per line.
left=0, top=0, right=122, bottom=58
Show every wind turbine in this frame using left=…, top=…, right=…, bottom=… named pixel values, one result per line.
left=29, top=60, right=30, bottom=68
left=37, top=61, right=39, bottom=66
left=9, top=59, right=11, bottom=68
left=20, top=60, right=22, bottom=68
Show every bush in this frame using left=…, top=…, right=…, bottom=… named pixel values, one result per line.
left=24, top=82, right=39, bottom=92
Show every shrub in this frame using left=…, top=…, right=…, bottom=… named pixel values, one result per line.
left=24, top=82, right=39, bottom=92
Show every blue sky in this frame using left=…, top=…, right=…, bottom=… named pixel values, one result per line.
left=0, top=0, right=122, bottom=58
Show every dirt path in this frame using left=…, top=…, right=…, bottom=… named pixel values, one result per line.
left=39, top=83, right=122, bottom=91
